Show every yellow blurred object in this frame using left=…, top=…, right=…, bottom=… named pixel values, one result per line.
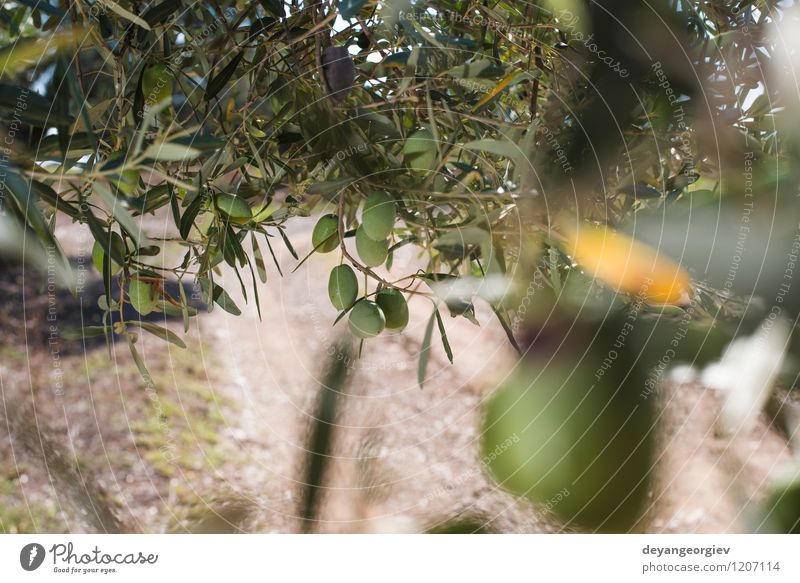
left=562, top=223, right=692, bottom=306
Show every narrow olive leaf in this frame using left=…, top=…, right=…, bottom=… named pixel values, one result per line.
left=169, top=187, right=181, bottom=224
left=62, top=54, right=99, bottom=156
left=306, top=177, right=354, bottom=195
left=3, top=171, right=73, bottom=286
left=461, top=139, right=524, bottom=165
left=244, top=253, right=263, bottom=320
left=259, top=0, right=285, bottom=18
left=471, top=71, right=523, bottom=112
left=205, top=50, right=244, bottom=101
left=126, top=334, right=156, bottom=388
left=300, top=337, right=353, bottom=532
left=332, top=302, right=357, bottom=327
left=137, top=321, right=187, bottom=349
left=490, top=304, right=522, bottom=355
left=0, top=215, right=72, bottom=288
left=61, top=326, right=108, bottom=340
left=212, top=283, right=242, bottom=316
left=143, top=142, right=202, bottom=162
left=418, top=309, right=437, bottom=389
left=30, top=180, right=83, bottom=221
left=178, top=282, right=191, bottom=333
left=278, top=227, right=299, bottom=260
left=179, top=193, right=204, bottom=239
left=434, top=308, right=453, bottom=364
left=252, top=232, right=267, bottom=283
left=93, top=181, right=144, bottom=245
left=101, top=0, right=151, bottom=30
left=133, top=66, right=146, bottom=125
left=262, top=233, right=283, bottom=276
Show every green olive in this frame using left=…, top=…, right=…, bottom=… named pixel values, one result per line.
left=757, top=467, right=800, bottom=533
left=142, top=63, right=173, bottom=108
left=348, top=299, right=386, bottom=338
left=328, top=264, right=358, bottom=310
left=312, top=214, right=340, bottom=253
left=481, top=357, right=653, bottom=532
left=403, top=128, right=437, bottom=172
left=375, top=288, right=408, bottom=331
left=215, top=192, right=253, bottom=221
left=361, top=192, right=396, bottom=240
left=128, top=277, right=157, bottom=316
left=355, top=225, right=388, bottom=267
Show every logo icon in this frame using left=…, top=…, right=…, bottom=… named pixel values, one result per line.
left=20, top=543, right=46, bottom=571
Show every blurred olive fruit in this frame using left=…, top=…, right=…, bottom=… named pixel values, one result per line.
left=348, top=299, right=386, bottom=338
left=92, top=241, right=123, bottom=276
left=756, top=466, right=800, bottom=533
left=403, top=128, right=437, bottom=172
left=106, top=152, right=140, bottom=196
left=128, top=277, right=157, bottom=316
left=328, top=264, right=358, bottom=310
left=322, top=46, right=355, bottom=101
left=375, top=288, right=409, bottom=331
left=481, top=348, right=653, bottom=532
left=142, top=63, right=173, bottom=109
left=361, top=192, right=396, bottom=240
left=563, top=223, right=692, bottom=306
left=355, top=225, right=388, bottom=267
left=312, top=214, right=340, bottom=253
left=215, top=192, right=252, bottom=222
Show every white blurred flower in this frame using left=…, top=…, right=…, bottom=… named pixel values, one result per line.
left=700, top=316, right=790, bottom=435
left=668, top=364, right=697, bottom=385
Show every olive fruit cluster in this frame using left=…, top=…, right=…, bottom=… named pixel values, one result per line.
left=326, top=262, right=409, bottom=338
left=313, top=193, right=409, bottom=339
left=356, top=191, right=396, bottom=267
left=311, top=192, right=397, bottom=266
left=328, top=265, right=408, bottom=338
left=347, top=289, right=409, bottom=339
